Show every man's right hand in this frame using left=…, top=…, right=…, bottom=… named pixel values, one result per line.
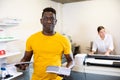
left=15, top=51, right=33, bottom=71
left=15, top=63, right=29, bottom=70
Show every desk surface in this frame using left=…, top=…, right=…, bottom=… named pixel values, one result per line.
left=72, top=65, right=120, bottom=77
left=62, top=62, right=120, bottom=77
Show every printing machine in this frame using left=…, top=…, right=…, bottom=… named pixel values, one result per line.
left=84, top=54, right=120, bottom=67
left=63, top=54, right=120, bottom=80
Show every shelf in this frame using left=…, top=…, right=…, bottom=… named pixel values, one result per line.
left=4, top=65, right=23, bottom=80
left=0, top=52, right=21, bottom=58
left=0, top=23, right=19, bottom=27
left=0, top=17, right=22, bottom=80
left=0, top=37, right=17, bottom=42
left=5, top=72, right=22, bottom=80
left=0, top=52, right=22, bottom=80
left=0, top=18, right=20, bottom=27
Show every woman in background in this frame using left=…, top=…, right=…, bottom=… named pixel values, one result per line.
left=90, top=26, right=114, bottom=55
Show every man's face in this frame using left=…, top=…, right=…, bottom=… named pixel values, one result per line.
left=98, top=29, right=106, bottom=38
left=41, top=12, right=57, bottom=33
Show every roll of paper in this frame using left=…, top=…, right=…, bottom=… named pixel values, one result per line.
left=74, top=54, right=87, bottom=66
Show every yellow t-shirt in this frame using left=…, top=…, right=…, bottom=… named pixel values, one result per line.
left=26, top=31, right=71, bottom=80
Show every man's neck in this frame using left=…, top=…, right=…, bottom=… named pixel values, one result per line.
left=42, top=31, right=56, bottom=36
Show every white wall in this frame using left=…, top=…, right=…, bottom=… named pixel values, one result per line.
left=62, top=0, right=120, bottom=54
left=0, top=0, right=63, bottom=41
left=0, top=0, right=63, bottom=62
left=1, top=0, right=120, bottom=63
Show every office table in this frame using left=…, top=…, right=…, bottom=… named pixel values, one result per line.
left=62, top=62, right=120, bottom=80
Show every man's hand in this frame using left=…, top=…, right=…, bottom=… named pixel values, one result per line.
left=15, top=63, right=29, bottom=70
left=15, top=51, right=33, bottom=71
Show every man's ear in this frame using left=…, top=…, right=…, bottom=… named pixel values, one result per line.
left=40, top=19, right=42, bottom=24
left=55, top=19, right=57, bottom=25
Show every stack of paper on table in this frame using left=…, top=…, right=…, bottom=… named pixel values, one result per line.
left=46, top=66, right=71, bottom=76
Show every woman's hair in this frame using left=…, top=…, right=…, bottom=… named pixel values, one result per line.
left=97, top=26, right=105, bottom=32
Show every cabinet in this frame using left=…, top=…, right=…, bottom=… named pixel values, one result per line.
left=0, top=18, right=22, bottom=80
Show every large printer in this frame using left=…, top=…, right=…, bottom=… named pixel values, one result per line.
left=63, top=54, right=120, bottom=80
left=84, top=54, right=120, bottom=67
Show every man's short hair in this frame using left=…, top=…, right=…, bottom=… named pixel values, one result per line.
left=42, top=7, right=56, bottom=17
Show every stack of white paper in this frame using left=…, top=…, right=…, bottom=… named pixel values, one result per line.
left=46, top=66, right=71, bottom=76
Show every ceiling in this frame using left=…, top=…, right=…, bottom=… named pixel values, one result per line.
left=51, top=0, right=88, bottom=4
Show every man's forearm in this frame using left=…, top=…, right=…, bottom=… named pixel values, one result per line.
left=65, top=53, right=74, bottom=68
left=66, top=60, right=74, bottom=69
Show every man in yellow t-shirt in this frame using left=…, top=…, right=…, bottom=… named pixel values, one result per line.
left=16, top=7, right=74, bottom=80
